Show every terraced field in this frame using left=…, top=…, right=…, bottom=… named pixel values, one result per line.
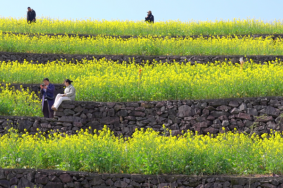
left=1, top=18, right=283, bottom=180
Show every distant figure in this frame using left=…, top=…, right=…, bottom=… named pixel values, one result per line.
left=52, top=79, right=76, bottom=111
left=40, top=78, right=55, bottom=118
left=145, top=11, right=154, bottom=23
left=27, top=7, right=36, bottom=23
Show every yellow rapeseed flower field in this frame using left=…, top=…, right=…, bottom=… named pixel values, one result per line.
left=1, top=18, right=283, bottom=36
left=1, top=59, right=283, bottom=103
left=1, top=59, right=283, bottom=116
left=0, top=32, right=282, bottom=55
left=0, top=127, right=283, bottom=175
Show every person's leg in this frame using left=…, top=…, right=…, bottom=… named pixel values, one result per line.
left=43, top=101, right=49, bottom=118
left=52, top=94, right=62, bottom=110
left=53, top=96, right=71, bottom=110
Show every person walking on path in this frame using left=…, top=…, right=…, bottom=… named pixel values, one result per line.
left=52, top=79, right=76, bottom=111
left=145, top=11, right=154, bottom=23
left=27, top=7, right=36, bottom=23
left=40, top=78, right=55, bottom=118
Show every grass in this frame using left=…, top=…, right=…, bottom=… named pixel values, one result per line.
left=0, top=33, right=283, bottom=55
left=1, top=127, right=283, bottom=175
left=1, top=18, right=283, bottom=36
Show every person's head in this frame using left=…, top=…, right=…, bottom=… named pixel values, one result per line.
left=43, top=78, right=50, bottom=86
left=27, top=7, right=31, bottom=12
left=64, top=79, right=73, bottom=86
left=147, top=11, right=152, bottom=15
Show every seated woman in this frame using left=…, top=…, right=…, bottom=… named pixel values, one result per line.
left=51, top=79, right=76, bottom=111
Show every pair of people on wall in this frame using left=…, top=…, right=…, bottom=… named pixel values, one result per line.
left=40, top=78, right=76, bottom=118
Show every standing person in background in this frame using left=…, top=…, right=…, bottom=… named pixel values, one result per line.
left=27, top=7, right=36, bottom=23
left=145, top=11, right=154, bottom=23
left=52, top=79, right=76, bottom=111
left=40, top=78, right=55, bottom=118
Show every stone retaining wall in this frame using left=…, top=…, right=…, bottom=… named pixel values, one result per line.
left=0, top=52, right=282, bottom=64
left=1, top=97, right=283, bottom=137
left=4, top=32, right=283, bottom=40
left=0, top=168, right=282, bottom=188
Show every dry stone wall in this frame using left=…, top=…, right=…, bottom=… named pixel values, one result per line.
left=0, top=52, right=283, bottom=64
left=0, top=168, right=282, bottom=188
left=5, top=32, right=283, bottom=40
left=1, top=97, right=283, bottom=137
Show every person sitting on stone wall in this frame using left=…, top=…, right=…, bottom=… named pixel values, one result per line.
left=40, top=78, right=55, bottom=118
left=51, top=79, right=76, bottom=111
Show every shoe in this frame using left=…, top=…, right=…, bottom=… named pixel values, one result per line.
left=51, top=106, right=57, bottom=111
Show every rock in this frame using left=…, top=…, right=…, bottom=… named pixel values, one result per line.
left=114, top=180, right=128, bottom=188
left=118, top=110, right=128, bottom=116
left=203, top=127, right=218, bottom=134
left=18, top=177, right=34, bottom=188
left=239, top=103, right=247, bottom=111
left=158, top=183, right=169, bottom=188
left=222, top=120, right=230, bottom=126
left=236, top=113, right=252, bottom=120
left=131, top=111, right=145, bottom=117
left=49, top=175, right=61, bottom=182
left=210, top=111, right=229, bottom=117
left=247, top=108, right=258, bottom=116
left=261, top=183, right=276, bottom=188
left=60, top=104, right=75, bottom=109
left=207, top=115, right=215, bottom=120
left=74, top=106, right=84, bottom=113
left=86, top=113, right=93, bottom=119
left=10, top=177, right=18, bottom=185
left=267, top=121, right=277, bottom=129
left=216, top=105, right=231, bottom=111
left=171, top=130, right=181, bottom=136
left=233, top=185, right=243, bottom=188
left=64, top=109, right=75, bottom=116
left=156, top=102, right=164, bottom=108
left=100, top=117, right=120, bottom=125
left=177, top=105, right=193, bottom=117
left=58, top=116, right=74, bottom=122
left=59, top=174, right=72, bottom=183
left=105, top=179, right=113, bottom=186
left=17, top=119, right=33, bottom=132
left=74, top=122, right=83, bottom=127
left=209, top=100, right=226, bottom=107
left=62, top=122, right=72, bottom=127
left=126, top=102, right=139, bottom=107
left=228, top=101, right=239, bottom=107
left=45, top=182, right=63, bottom=188
left=255, top=116, right=273, bottom=122
left=141, top=103, right=154, bottom=108
left=265, top=106, right=280, bottom=117
left=231, top=108, right=240, bottom=114
left=86, top=121, right=101, bottom=130
left=36, top=175, right=49, bottom=185
left=0, top=180, right=10, bottom=188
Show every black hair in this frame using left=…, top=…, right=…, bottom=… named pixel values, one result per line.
left=27, top=7, right=31, bottom=9
left=43, top=78, right=49, bottom=82
left=64, top=79, right=73, bottom=84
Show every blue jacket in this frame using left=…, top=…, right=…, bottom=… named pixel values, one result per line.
left=41, top=84, right=55, bottom=112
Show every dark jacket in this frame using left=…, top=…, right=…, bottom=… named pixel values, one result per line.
left=145, top=14, right=154, bottom=23
left=41, top=84, right=55, bottom=112
left=27, top=9, right=36, bottom=22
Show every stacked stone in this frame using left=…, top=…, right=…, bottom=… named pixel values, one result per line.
left=0, top=169, right=282, bottom=188
left=1, top=52, right=282, bottom=64
left=1, top=97, right=283, bottom=137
